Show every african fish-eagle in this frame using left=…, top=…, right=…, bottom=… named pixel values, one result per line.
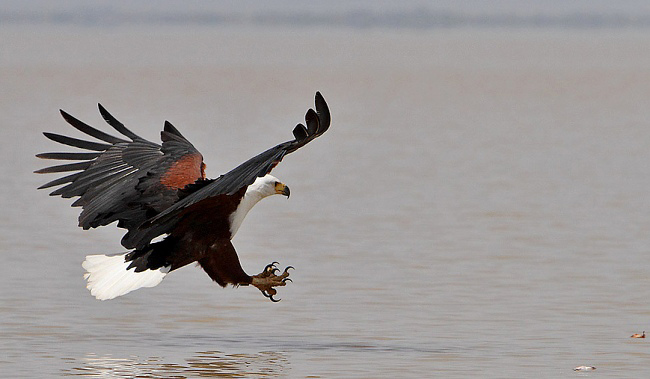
left=36, top=92, right=330, bottom=301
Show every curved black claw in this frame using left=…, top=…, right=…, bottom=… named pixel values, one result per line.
left=259, top=290, right=281, bottom=302
left=264, top=262, right=279, bottom=272
left=282, top=278, right=292, bottom=283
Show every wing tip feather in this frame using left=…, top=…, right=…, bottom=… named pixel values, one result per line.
left=314, top=91, right=330, bottom=133
left=98, top=103, right=141, bottom=141
left=304, top=108, right=319, bottom=135
left=292, top=123, right=308, bottom=140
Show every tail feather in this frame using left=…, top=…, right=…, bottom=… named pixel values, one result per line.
left=82, top=253, right=170, bottom=300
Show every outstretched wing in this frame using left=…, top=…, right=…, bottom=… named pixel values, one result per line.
left=36, top=104, right=206, bottom=238
left=123, top=91, right=331, bottom=249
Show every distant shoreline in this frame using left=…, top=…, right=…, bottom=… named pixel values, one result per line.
left=3, top=9, right=650, bottom=30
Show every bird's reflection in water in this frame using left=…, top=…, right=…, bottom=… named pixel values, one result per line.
left=63, top=350, right=288, bottom=377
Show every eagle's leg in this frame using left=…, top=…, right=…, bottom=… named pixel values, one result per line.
left=251, top=262, right=293, bottom=302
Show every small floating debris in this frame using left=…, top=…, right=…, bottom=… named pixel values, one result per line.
left=574, top=366, right=596, bottom=371
left=630, top=331, right=645, bottom=338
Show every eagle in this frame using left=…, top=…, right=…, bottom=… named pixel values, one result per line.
left=36, top=92, right=330, bottom=302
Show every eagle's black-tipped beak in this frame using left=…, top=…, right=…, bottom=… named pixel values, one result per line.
left=275, top=182, right=290, bottom=198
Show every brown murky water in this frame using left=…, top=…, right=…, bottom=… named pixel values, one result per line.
left=2, top=23, right=650, bottom=378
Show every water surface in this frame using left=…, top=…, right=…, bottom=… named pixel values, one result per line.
left=2, top=24, right=650, bottom=377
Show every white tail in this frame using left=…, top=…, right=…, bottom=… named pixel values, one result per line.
left=82, top=253, right=170, bottom=300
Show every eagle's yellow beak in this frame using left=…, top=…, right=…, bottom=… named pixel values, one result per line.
left=275, top=182, right=290, bottom=198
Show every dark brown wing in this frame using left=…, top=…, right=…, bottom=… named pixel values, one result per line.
left=124, top=91, right=330, bottom=249
left=36, top=104, right=206, bottom=241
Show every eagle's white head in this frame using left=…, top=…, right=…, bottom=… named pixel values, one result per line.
left=248, top=174, right=290, bottom=199
left=228, top=174, right=290, bottom=237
